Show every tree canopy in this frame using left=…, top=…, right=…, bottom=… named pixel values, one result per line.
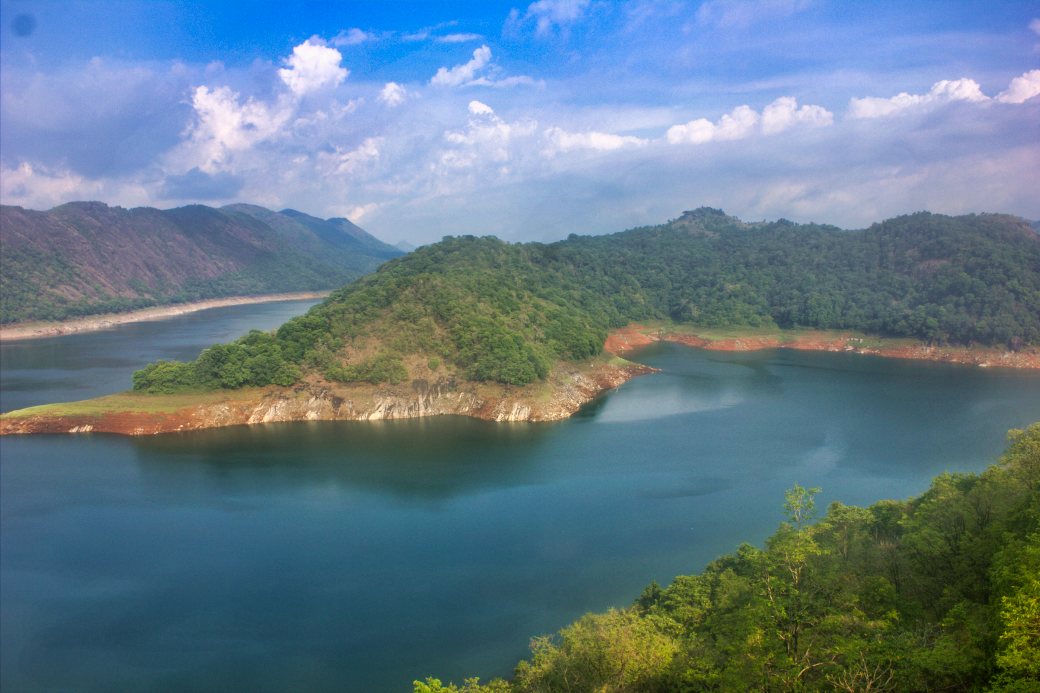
left=132, top=209, right=1040, bottom=392
left=419, top=423, right=1040, bottom=692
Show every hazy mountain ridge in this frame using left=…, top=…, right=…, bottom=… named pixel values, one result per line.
left=0, top=202, right=402, bottom=323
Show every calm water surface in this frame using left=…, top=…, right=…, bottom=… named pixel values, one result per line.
left=2, top=303, right=1039, bottom=691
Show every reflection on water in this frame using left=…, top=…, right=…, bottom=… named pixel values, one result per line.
left=3, top=333, right=1040, bottom=692
left=133, top=418, right=555, bottom=501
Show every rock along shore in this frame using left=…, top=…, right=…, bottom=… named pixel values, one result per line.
left=0, top=361, right=654, bottom=436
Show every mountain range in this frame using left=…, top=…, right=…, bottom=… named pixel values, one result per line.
left=0, top=202, right=402, bottom=324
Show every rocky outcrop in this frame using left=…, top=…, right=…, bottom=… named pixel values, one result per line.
left=0, top=361, right=654, bottom=436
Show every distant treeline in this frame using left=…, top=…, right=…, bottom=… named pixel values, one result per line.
left=132, top=209, right=1040, bottom=393
left=416, top=423, right=1040, bottom=692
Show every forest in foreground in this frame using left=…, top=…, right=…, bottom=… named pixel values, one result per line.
left=130, top=208, right=1040, bottom=395
left=417, top=423, right=1040, bottom=692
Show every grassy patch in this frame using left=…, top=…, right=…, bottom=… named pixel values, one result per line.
left=1, top=389, right=264, bottom=419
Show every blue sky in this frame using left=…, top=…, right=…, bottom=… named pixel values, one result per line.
left=1, top=0, right=1038, bottom=243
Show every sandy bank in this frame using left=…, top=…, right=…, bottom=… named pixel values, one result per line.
left=0, top=292, right=330, bottom=342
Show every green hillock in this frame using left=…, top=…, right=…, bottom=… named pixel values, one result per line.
left=132, top=209, right=1040, bottom=394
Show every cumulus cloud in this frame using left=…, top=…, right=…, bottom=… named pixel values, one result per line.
left=513, top=0, right=591, bottom=36
left=440, top=101, right=537, bottom=170
left=1, top=162, right=100, bottom=208
left=341, top=202, right=379, bottom=221
left=847, top=78, right=988, bottom=119
left=667, top=105, right=758, bottom=144
left=180, top=85, right=292, bottom=172
left=430, top=45, right=493, bottom=86
left=278, top=38, right=349, bottom=97
left=996, top=69, right=1040, bottom=104
left=543, top=126, right=647, bottom=155
left=317, top=137, right=382, bottom=176
left=379, top=82, right=408, bottom=107
left=761, top=97, right=834, bottom=134
left=667, top=98, right=832, bottom=145
left=667, top=105, right=760, bottom=144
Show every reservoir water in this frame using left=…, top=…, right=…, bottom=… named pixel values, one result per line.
left=2, top=302, right=1039, bottom=691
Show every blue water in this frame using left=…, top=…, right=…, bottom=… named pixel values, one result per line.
left=2, top=304, right=1039, bottom=691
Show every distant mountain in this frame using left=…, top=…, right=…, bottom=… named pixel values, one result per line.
left=395, top=240, right=417, bottom=253
left=0, top=202, right=402, bottom=323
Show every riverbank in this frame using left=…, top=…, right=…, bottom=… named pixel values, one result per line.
left=603, top=323, right=1040, bottom=369
left=0, top=292, right=330, bottom=342
left=4, top=322, right=1038, bottom=436
left=0, top=358, right=653, bottom=435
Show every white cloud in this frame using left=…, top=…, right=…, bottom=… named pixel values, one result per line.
left=331, top=28, right=372, bottom=46
left=379, top=82, right=408, bottom=107
left=468, top=100, right=496, bottom=117
left=430, top=45, right=492, bottom=87
left=346, top=202, right=379, bottom=221
left=667, top=98, right=832, bottom=144
left=543, top=126, right=648, bottom=155
left=520, top=0, right=591, bottom=36
left=1031, top=18, right=1040, bottom=36
left=318, top=137, right=382, bottom=176
left=761, top=97, right=834, bottom=134
left=0, top=162, right=99, bottom=207
left=667, top=104, right=759, bottom=144
left=278, top=38, right=349, bottom=97
left=436, top=33, right=483, bottom=43
left=466, top=75, right=543, bottom=89
left=0, top=161, right=154, bottom=210
left=440, top=101, right=537, bottom=170
left=182, top=85, right=292, bottom=172
left=996, top=69, right=1040, bottom=104
left=847, top=77, right=988, bottom=119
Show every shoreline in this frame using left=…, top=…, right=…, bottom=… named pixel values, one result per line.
left=0, top=292, right=331, bottom=342
left=3, top=323, right=1038, bottom=436
left=603, top=324, right=1040, bottom=369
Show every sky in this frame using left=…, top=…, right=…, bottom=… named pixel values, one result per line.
left=1, top=0, right=1038, bottom=244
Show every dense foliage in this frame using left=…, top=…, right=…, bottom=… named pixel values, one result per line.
left=132, top=209, right=1040, bottom=392
left=418, top=423, right=1040, bottom=692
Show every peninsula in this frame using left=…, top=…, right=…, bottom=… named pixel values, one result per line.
left=3, top=208, right=1039, bottom=435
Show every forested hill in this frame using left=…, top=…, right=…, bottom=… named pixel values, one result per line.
left=0, top=202, right=402, bottom=323
left=417, top=423, right=1040, bottom=692
left=130, top=208, right=1040, bottom=395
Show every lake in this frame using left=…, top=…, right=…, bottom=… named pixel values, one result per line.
left=2, top=302, right=1039, bottom=691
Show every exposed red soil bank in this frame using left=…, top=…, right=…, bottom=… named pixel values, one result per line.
left=603, top=324, right=1040, bottom=369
